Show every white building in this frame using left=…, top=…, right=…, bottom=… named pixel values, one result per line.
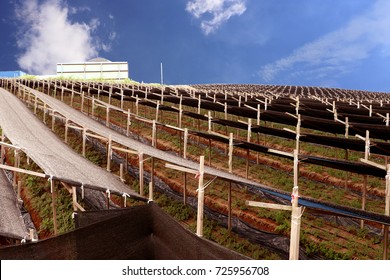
left=56, top=57, right=128, bottom=80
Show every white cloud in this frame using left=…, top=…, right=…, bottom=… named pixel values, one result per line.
left=15, top=0, right=99, bottom=75
left=258, top=0, right=390, bottom=83
left=186, top=0, right=247, bottom=35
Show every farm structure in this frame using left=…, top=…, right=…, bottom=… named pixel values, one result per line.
left=0, top=78, right=390, bottom=260
left=56, top=57, right=128, bottom=80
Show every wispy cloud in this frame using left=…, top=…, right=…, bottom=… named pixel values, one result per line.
left=186, top=0, right=247, bottom=35
left=14, top=0, right=100, bottom=75
left=259, top=0, right=390, bottom=83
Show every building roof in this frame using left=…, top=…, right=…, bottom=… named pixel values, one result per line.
left=88, top=57, right=111, bottom=63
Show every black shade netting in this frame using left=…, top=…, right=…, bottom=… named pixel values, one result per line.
left=0, top=203, right=249, bottom=260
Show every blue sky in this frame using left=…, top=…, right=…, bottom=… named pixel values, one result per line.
left=1, top=0, right=390, bottom=92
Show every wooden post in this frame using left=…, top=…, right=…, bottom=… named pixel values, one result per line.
left=106, top=135, right=112, bottom=172
left=17, top=180, right=22, bottom=201
left=50, top=178, right=58, bottom=235
left=64, top=118, right=69, bottom=144
left=289, top=149, right=302, bottom=260
left=43, top=103, right=47, bottom=124
left=155, top=101, right=160, bottom=122
left=149, top=181, right=153, bottom=201
left=72, top=186, right=78, bottom=212
left=82, top=127, right=87, bottom=157
left=361, top=130, right=370, bottom=229
left=126, top=109, right=131, bottom=137
left=71, top=90, right=74, bottom=106
left=228, top=182, right=232, bottom=232
left=246, top=119, right=252, bottom=179
left=120, top=163, right=125, bottom=182
left=228, top=132, right=234, bottom=173
left=179, top=95, right=183, bottom=128
left=13, top=150, right=19, bottom=187
left=81, top=91, right=84, bottom=113
left=384, top=164, right=390, bottom=260
left=139, top=152, right=144, bottom=196
left=51, top=111, right=56, bottom=131
left=106, top=105, right=110, bottom=127
left=183, top=172, right=187, bottom=205
left=196, top=156, right=205, bottom=237
left=120, top=89, right=124, bottom=110
left=183, top=128, right=188, bottom=159
left=0, top=130, right=5, bottom=164
left=61, top=87, right=64, bottom=101
left=152, top=120, right=157, bottom=148
left=91, top=96, right=95, bottom=117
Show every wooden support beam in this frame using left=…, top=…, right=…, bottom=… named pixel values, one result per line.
left=0, top=164, right=46, bottom=178
left=228, top=132, right=234, bottom=173
left=126, top=109, right=131, bottom=137
left=246, top=201, right=292, bottom=211
left=165, top=163, right=198, bottom=175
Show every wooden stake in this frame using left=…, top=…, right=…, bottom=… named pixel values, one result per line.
left=17, top=180, right=21, bottom=201
left=64, top=118, right=69, bottom=144
left=183, top=128, right=188, bottom=159
left=106, top=135, right=112, bottom=172
left=0, top=130, right=5, bottom=164
left=50, top=179, right=58, bottom=235
left=82, top=127, right=87, bottom=157
left=228, top=132, right=233, bottom=173
left=106, top=106, right=110, bottom=127
left=183, top=172, right=187, bottom=205
left=228, top=182, right=232, bottom=232
left=139, top=152, right=144, bottom=196
left=149, top=181, right=153, bottom=201
left=289, top=149, right=302, bottom=260
left=126, top=109, right=131, bottom=137
left=196, top=156, right=205, bottom=237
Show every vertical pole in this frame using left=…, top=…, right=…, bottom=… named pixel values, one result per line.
left=0, top=130, right=5, bottom=164
left=383, top=165, right=390, bottom=259
left=72, top=186, right=78, bottom=212
left=149, top=181, right=153, bottom=201
left=64, top=118, right=69, bottom=144
left=43, top=103, right=47, bottom=124
left=106, top=106, right=110, bottom=127
left=50, top=179, right=58, bottom=235
left=289, top=149, right=302, bottom=260
left=120, top=89, right=124, bottom=110
left=229, top=132, right=234, bottom=173
left=106, top=135, right=112, bottom=172
left=179, top=95, right=183, bottom=128
left=91, top=96, right=95, bottom=117
left=228, top=182, right=232, bottom=232
left=71, top=90, right=74, bottom=106
left=183, top=128, right=188, bottom=160
left=139, top=152, right=144, bottom=196
left=196, top=156, right=205, bottom=237
left=51, top=111, right=55, bottom=131
left=61, top=87, right=64, bottom=102
left=17, top=180, right=22, bottom=201
left=82, top=127, right=87, bottom=157
left=246, top=119, right=252, bottom=179
left=81, top=91, right=84, bottom=113
left=126, top=109, right=131, bottom=137
left=120, top=163, right=124, bottom=182
left=361, top=130, right=370, bottom=229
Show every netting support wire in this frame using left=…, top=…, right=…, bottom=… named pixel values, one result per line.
left=196, top=176, right=218, bottom=193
